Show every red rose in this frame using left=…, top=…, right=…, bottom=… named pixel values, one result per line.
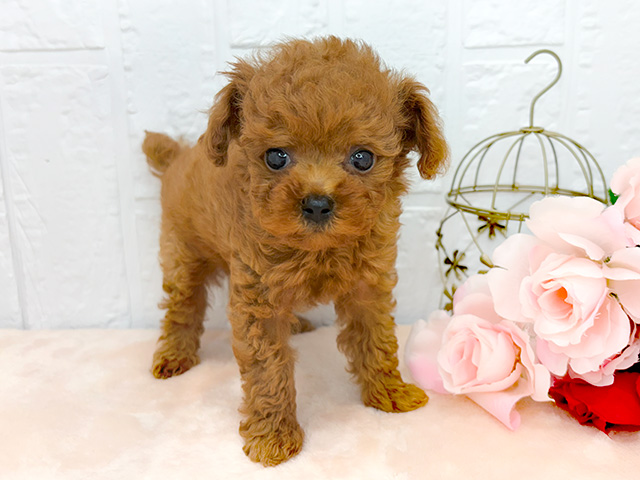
left=549, top=371, right=640, bottom=433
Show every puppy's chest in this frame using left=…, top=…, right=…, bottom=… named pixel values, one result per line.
left=261, top=249, right=366, bottom=305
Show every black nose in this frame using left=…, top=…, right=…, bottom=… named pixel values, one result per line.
left=301, top=195, right=334, bottom=225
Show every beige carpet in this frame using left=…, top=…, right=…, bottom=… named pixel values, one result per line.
left=1, top=325, right=639, bottom=480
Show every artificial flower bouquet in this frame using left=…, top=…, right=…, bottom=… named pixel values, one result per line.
left=406, top=157, right=640, bottom=433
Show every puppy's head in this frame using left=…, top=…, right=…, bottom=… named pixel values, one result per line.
left=200, top=37, right=448, bottom=250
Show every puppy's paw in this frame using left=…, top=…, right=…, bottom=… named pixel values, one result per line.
left=151, top=347, right=199, bottom=379
left=363, top=375, right=428, bottom=413
left=291, top=314, right=315, bottom=334
left=241, top=419, right=304, bottom=467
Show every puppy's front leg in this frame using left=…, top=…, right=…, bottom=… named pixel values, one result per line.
left=335, top=277, right=428, bottom=412
left=228, top=258, right=303, bottom=467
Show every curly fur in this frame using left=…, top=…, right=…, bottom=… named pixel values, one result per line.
left=144, top=36, right=448, bottom=466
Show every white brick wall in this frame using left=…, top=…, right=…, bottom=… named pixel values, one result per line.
left=1, top=0, right=639, bottom=329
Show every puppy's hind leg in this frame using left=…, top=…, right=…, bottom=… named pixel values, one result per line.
left=152, top=231, right=210, bottom=379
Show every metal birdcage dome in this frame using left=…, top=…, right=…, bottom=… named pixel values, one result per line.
left=436, top=49, right=608, bottom=310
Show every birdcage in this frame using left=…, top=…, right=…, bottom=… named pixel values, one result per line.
left=436, top=49, right=608, bottom=311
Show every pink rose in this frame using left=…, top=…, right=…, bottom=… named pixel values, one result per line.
left=488, top=195, right=629, bottom=324
left=535, top=295, right=632, bottom=385
left=610, top=157, right=640, bottom=244
left=489, top=234, right=632, bottom=385
left=522, top=248, right=608, bottom=346
left=406, top=275, right=550, bottom=430
left=489, top=235, right=607, bottom=327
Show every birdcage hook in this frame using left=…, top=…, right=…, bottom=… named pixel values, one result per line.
left=525, top=49, right=563, bottom=128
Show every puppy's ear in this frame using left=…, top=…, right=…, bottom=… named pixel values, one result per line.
left=398, top=79, right=449, bottom=179
left=199, top=60, right=254, bottom=166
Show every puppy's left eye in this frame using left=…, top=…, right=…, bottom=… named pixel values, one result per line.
left=350, top=150, right=375, bottom=172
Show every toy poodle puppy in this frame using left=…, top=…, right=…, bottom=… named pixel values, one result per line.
left=143, top=36, right=448, bottom=466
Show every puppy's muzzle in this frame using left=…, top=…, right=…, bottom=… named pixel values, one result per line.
left=301, top=194, right=334, bottom=226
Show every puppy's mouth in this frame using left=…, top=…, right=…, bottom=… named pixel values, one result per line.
left=255, top=189, right=377, bottom=251
left=295, top=192, right=378, bottom=244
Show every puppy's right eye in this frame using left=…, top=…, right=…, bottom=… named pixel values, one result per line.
left=265, top=148, right=290, bottom=171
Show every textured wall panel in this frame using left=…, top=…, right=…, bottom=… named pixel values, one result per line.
left=1, top=65, right=130, bottom=328
left=344, top=0, right=447, bottom=95
left=1, top=0, right=640, bottom=328
left=462, top=0, right=565, bottom=48
left=573, top=0, right=640, bottom=179
left=0, top=0, right=104, bottom=51
left=119, top=0, right=218, bottom=201
left=119, top=0, right=218, bottom=325
left=228, top=0, right=328, bottom=48
left=132, top=199, right=162, bottom=328
left=459, top=61, right=562, bottom=151
left=395, top=207, right=444, bottom=322
left=0, top=170, right=21, bottom=327
left=119, top=0, right=217, bottom=149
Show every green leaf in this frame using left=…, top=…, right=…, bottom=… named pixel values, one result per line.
left=609, top=189, right=619, bottom=205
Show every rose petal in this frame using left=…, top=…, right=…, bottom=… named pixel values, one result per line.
left=455, top=292, right=501, bottom=324
left=527, top=196, right=629, bottom=259
left=565, top=296, right=631, bottom=374
left=624, top=223, right=640, bottom=245
left=557, top=233, right=605, bottom=261
left=488, top=234, right=542, bottom=323
left=610, top=158, right=640, bottom=241
left=467, top=363, right=551, bottom=430
left=474, top=331, right=519, bottom=385
left=605, top=248, right=640, bottom=321
left=570, top=333, right=640, bottom=386
left=467, top=389, right=524, bottom=430
left=536, top=339, right=569, bottom=376
left=610, top=158, right=640, bottom=195
left=500, top=321, right=552, bottom=401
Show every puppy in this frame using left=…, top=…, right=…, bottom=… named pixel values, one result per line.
left=143, top=36, right=448, bottom=466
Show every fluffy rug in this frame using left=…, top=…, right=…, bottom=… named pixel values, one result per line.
left=1, top=325, right=639, bottom=480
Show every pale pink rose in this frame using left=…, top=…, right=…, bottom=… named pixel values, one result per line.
left=524, top=248, right=607, bottom=345
left=437, top=315, right=548, bottom=393
left=437, top=317, right=550, bottom=430
left=526, top=196, right=631, bottom=261
left=406, top=275, right=550, bottom=430
left=489, top=235, right=632, bottom=381
left=604, top=247, right=640, bottom=322
left=535, top=295, right=631, bottom=381
left=610, top=157, right=640, bottom=244
left=489, top=235, right=607, bottom=329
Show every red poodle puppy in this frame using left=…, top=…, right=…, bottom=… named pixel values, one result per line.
left=143, top=36, right=448, bottom=466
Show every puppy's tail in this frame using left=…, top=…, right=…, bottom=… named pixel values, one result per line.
left=142, top=131, right=182, bottom=177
